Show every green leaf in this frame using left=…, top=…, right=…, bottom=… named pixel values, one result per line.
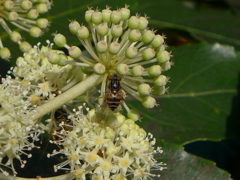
left=133, top=43, right=240, bottom=145
left=158, top=141, right=232, bottom=180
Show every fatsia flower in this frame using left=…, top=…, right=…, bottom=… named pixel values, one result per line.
left=51, top=5, right=172, bottom=113
left=0, top=0, right=52, bottom=60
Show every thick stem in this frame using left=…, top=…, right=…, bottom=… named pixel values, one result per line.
left=26, top=74, right=103, bottom=123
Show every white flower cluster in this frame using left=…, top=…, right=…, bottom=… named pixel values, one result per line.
left=52, top=5, right=173, bottom=111
left=48, top=106, right=166, bottom=180
left=0, top=0, right=52, bottom=60
left=0, top=42, right=84, bottom=176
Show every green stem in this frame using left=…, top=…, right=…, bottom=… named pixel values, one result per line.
left=26, top=74, right=103, bottom=123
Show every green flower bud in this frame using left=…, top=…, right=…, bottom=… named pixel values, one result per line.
left=125, top=46, right=138, bottom=59
left=8, top=12, right=18, bottom=21
left=93, top=63, right=106, bottom=75
left=138, top=17, right=148, bottom=30
left=19, top=41, right=31, bottom=52
left=142, top=96, right=156, bottom=108
left=68, top=46, right=81, bottom=59
left=116, top=64, right=129, bottom=75
left=128, top=16, right=140, bottom=29
left=151, top=35, right=164, bottom=48
left=96, top=23, right=109, bottom=37
left=120, top=7, right=130, bottom=21
left=110, top=10, right=122, bottom=24
left=4, top=0, right=14, bottom=11
left=77, top=26, right=89, bottom=39
left=129, top=29, right=141, bottom=42
left=29, top=27, right=42, bottom=37
left=96, top=41, right=107, bottom=54
left=36, top=18, right=49, bottom=29
left=142, top=48, right=155, bottom=61
left=161, top=61, right=172, bottom=71
left=48, top=52, right=61, bottom=64
left=102, top=8, right=112, bottom=22
left=111, top=25, right=123, bottom=38
left=109, top=42, right=120, bottom=55
left=26, top=9, right=39, bottom=19
left=152, top=85, right=166, bottom=96
left=54, top=33, right=67, bottom=47
left=157, top=50, right=171, bottom=64
left=138, top=83, right=151, bottom=96
left=36, top=3, right=48, bottom=14
left=20, top=0, right=32, bottom=11
left=131, top=65, right=144, bottom=77
left=154, top=75, right=168, bottom=86
left=127, top=109, right=140, bottom=121
left=142, top=30, right=155, bottom=44
left=85, top=9, right=94, bottom=22
left=0, top=47, right=11, bottom=59
left=10, top=31, right=21, bottom=43
left=69, top=20, right=80, bottom=35
left=91, top=11, right=102, bottom=25
left=148, top=65, right=161, bottom=77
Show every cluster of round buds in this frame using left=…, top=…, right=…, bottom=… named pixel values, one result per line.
left=48, top=106, right=166, bottom=180
left=0, top=0, right=52, bottom=60
left=53, top=5, right=172, bottom=111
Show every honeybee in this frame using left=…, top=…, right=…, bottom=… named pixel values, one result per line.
left=49, top=108, right=73, bottom=147
left=105, top=74, right=125, bottom=111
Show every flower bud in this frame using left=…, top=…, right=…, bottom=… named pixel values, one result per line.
left=36, top=3, right=48, bottom=14
left=138, top=17, right=148, bottom=30
left=128, top=16, right=140, bottom=29
left=10, top=31, right=21, bottom=43
left=152, top=86, right=166, bottom=96
left=151, top=35, right=164, bottom=48
left=125, top=46, right=138, bottom=59
left=36, top=18, right=49, bottom=29
left=109, top=42, right=120, bottom=55
left=111, top=25, right=123, bottom=38
left=4, top=0, right=14, bottom=11
left=8, top=12, right=18, bottom=21
left=154, top=75, right=168, bottom=86
left=148, top=65, right=161, bottom=77
left=96, top=41, right=107, bottom=54
left=20, top=0, right=32, bottom=11
left=0, top=47, right=11, bottom=59
left=19, top=41, right=31, bottom=52
left=69, top=20, right=80, bottom=34
left=105, top=128, right=116, bottom=141
left=131, top=65, right=144, bottom=77
left=54, top=34, right=67, bottom=47
left=138, top=83, right=151, bottom=96
left=157, top=50, right=170, bottom=64
left=77, top=26, right=89, bottom=39
left=47, top=52, right=61, bottom=64
left=102, top=8, right=112, bottom=22
left=27, top=9, right=39, bottom=19
left=93, top=63, right=106, bottom=75
left=110, top=10, right=122, bottom=24
left=120, top=7, right=130, bottom=21
left=116, top=64, right=129, bottom=75
left=142, top=96, right=157, bottom=108
left=142, top=30, right=155, bottom=44
left=29, top=27, right=42, bottom=37
left=68, top=46, right=81, bottom=59
left=127, top=109, right=140, bottom=121
left=161, top=61, right=172, bottom=71
left=91, top=11, right=102, bottom=25
left=129, top=29, right=141, bottom=42
left=96, top=23, right=109, bottom=37
left=142, top=48, right=155, bottom=61
left=85, top=9, right=94, bottom=22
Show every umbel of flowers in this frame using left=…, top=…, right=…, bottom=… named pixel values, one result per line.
left=0, top=0, right=52, bottom=60
left=48, top=105, right=166, bottom=180
left=52, top=5, right=172, bottom=112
